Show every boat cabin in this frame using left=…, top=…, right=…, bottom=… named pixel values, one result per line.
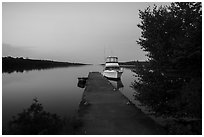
left=106, top=56, right=118, bottom=63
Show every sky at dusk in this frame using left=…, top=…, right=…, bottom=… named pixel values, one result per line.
left=2, top=2, right=170, bottom=64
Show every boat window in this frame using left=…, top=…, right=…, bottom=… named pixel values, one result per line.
left=106, top=57, right=118, bottom=62
left=105, top=66, right=120, bottom=70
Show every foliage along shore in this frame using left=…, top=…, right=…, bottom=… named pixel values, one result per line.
left=119, top=61, right=148, bottom=67
left=2, top=56, right=87, bottom=73
left=132, top=2, right=201, bottom=134
left=3, top=98, right=82, bottom=135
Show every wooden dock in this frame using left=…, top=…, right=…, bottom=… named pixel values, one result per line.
left=77, top=72, right=166, bottom=135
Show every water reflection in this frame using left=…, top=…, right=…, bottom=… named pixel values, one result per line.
left=107, top=78, right=124, bottom=90
left=3, top=65, right=141, bottom=134
left=3, top=65, right=85, bottom=74
left=2, top=65, right=102, bottom=131
left=3, top=65, right=201, bottom=134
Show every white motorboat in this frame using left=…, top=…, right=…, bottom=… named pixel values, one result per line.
left=102, top=56, right=123, bottom=79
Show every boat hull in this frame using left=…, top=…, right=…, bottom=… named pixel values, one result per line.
left=102, top=70, right=123, bottom=79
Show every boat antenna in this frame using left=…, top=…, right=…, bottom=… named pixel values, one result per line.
left=110, top=45, right=114, bottom=56
left=111, top=50, right=114, bottom=56
left=104, top=46, right=106, bottom=63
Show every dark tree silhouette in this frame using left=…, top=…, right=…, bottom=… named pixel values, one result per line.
left=5, top=98, right=64, bottom=135
left=133, top=2, right=201, bottom=119
left=2, top=56, right=86, bottom=73
left=3, top=98, right=83, bottom=135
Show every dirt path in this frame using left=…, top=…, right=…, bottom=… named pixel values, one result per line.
left=77, top=72, right=166, bottom=135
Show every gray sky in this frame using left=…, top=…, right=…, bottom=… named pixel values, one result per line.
left=2, top=2, right=169, bottom=64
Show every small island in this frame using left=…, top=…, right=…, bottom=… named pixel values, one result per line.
left=2, top=56, right=87, bottom=73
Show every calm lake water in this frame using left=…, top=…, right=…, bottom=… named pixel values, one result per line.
left=2, top=65, right=139, bottom=130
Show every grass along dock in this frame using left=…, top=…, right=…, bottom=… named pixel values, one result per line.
left=77, top=72, right=166, bottom=135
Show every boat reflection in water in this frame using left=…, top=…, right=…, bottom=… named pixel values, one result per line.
left=106, top=77, right=124, bottom=90
left=77, top=77, right=88, bottom=88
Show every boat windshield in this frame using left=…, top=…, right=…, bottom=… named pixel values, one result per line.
left=106, top=57, right=118, bottom=63
left=105, top=66, right=120, bottom=70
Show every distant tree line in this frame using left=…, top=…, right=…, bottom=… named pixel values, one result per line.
left=2, top=56, right=85, bottom=73
left=119, top=61, right=148, bottom=66
left=101, top=61, right=149, bottom=68
left=132, top=2, right=201, bottom=133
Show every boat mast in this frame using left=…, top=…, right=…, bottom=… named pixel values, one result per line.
left=104, top=46, right=106, bottom=64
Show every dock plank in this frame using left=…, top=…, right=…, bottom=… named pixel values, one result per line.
left=78, top=72, right=166, bottom=135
